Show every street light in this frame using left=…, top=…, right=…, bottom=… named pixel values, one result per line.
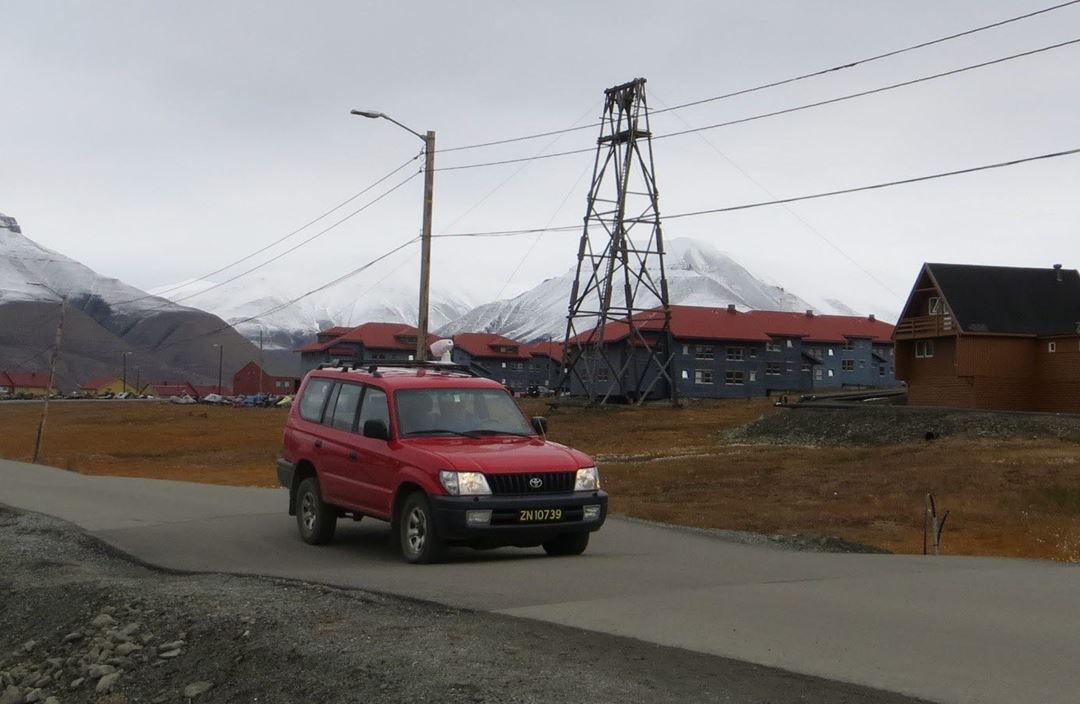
left=350, top=108, right=435, bottom=362
left=212, top=343, right=223, bottom=395
left=28, top=282, right=65, bottom=463
left=122, top=351, right=133, bottom=397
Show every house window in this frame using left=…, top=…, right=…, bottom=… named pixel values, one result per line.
left=842, top=360, right=855, bottom=372
left=786, top=339, right=793, bottom=348
left=695, top=370, right=714, bottom=385
left=595, top=368, right=610, bottom=382
left=748, top=371, right=757, bottom=382
left=682, top=344, right=689, bottom=355
left=1048, top=341, right=1057, bottom=353
left=748, top=348, right=758, bottom=359
left=858, top=360, right=865, bottom=369
left=828, top=369, right=834, bottom=377
left=501, top=362, right=507, bottom=368
left=724, top=371, right=744, bottom=385
left=928, top=297, right=946, bottom=315
left=801, top=364, right=811, bottom=373
left=827, top=348, right=834, bottom=356
left=726, top=347, right=744, bottom=361
left=915, top=340, right=935, bottom=358
left=765, top=341, right=781, bottom=353
left=879, top=365, right=886, bottom=377
left=681, top=370, right=688, bottom=380
left=765, top=362, right=781, bottom=376
left=694, top=345, right=714, bottom=360
left=814, top=368, right=823, bottom=381
left=842, top=340, right=855, bottom=351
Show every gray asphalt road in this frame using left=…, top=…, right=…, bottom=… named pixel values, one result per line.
left=2, top=459, right=1077, bottom=704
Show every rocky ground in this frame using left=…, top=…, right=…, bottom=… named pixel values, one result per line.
left=726, top=405, right=1080, bottom=446
left=0, top=507, right=927, bottom=704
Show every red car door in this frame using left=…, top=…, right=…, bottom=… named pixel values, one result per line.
left=351, top=386, right=399, bottom=518
left=316, top=381, right=368, bottom=511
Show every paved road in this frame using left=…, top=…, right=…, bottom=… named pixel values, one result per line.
left=2, top=459, right=1077, bottom=704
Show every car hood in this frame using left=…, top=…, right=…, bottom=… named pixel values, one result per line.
left=400, top=437, right=592, bottom=473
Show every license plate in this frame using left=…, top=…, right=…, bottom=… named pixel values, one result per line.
left=518, top=508, right=563, bottom=523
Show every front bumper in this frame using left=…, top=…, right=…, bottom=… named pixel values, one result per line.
left=429, top=491, right=608, bottom=546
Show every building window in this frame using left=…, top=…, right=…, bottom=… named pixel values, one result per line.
left=765, top=362, right=781, bottom=376
left=748, top=371, right=757, bottom=382
left=842, top=360, right=855, bottom=372
left=915, top=340, right=935, bottom=358
left=842, top=340, right=855, bottom=351
left=928, top=297, right=947, bottom=315
left=695, top=369, right=714, bottom=385
left=879, top=365, right=886, bottom=377
left=858, top=360, right=865, bottom=369
left=726, top=347, right=744, bottom=361
left=681, top=369, right=688, bottom=380
left=814, top=368, right=823, bottom=381
left=724, top=371, right=744, bottom=385
left=1048, top=341, right=1057, bottom=353
left=595, top=368, right=610, bottom=382
left=828, top=369, right=834, bottom=377
left=694, top=345, right=714, bottom=360
left=682, top=344, right=689, bottom=355
left=786, top=339, right=793, bottom=348
left=801, top=364, right=811, bottom=373
left=827, top=348, right=834, bottom=356
left=748, top=348, right=758, bottom=359
left=501, top=362, right=507, bottom=368
left=765, top=341, right=781, bottom=353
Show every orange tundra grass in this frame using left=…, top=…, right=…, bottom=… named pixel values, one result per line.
left=2, top=399, right=1079, bottom=562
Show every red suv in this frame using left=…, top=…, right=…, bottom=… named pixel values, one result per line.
left=276, top=363, right=607, bottom=563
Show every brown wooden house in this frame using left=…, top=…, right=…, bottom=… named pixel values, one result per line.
left=893, top=263, right=1080, bottom=412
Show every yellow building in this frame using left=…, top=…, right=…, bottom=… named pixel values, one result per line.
left=78, top=377, right=139, bottom=396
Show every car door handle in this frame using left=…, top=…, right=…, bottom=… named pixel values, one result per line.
left=314, top=440, right=322, bottom=449
left=348, top=451, right=358, bottom=461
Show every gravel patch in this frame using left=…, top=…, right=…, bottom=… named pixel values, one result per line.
left=0, top=507, right=924, bottom=704
left=726, top=405, right=1080, bottom=447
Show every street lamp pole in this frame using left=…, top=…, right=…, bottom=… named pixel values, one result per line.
left=122, top=351, right=132, bottom=396
left=350, top=109, right=435, bottom=362
left=29, top=282, right=66, bottom=464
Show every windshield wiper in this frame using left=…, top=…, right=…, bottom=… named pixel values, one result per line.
left=404, top=429, right=479, bottom=438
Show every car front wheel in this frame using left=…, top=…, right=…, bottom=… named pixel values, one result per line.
left=399, top=492, right=445, bottom=564
left=542, top=531, right=589, bottom=556
left=296, top=477, right=336, bottom=545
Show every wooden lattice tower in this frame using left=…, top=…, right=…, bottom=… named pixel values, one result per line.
left=560, top=78, right=677, bottom=405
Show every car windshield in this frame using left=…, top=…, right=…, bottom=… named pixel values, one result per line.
left=396, top=388, right=534, bottom=437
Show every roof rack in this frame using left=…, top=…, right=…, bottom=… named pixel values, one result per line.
left=316, top=359, right=478, bottom=377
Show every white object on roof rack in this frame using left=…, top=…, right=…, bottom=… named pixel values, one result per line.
left=430, top=338, right=454, bottom=364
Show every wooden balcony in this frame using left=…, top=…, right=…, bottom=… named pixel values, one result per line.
left=893, top=314, right=955, bottom=340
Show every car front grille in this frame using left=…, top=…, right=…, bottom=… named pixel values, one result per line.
left=485, top=471, right=576, bottom=495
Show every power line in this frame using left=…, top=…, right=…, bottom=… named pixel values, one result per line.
left=153, top=237, right=421, bottom=351
left=434, top=146, right=1080, bottom=238
left=117, top=152, right=423, bottom=305
left=436, top=37, right=1080, bottom=172
left=652, top=37, right=1080, bottom=143
left=435, top=0, right=1080, bottom=154
left=155, top=171, right=421, bottom=308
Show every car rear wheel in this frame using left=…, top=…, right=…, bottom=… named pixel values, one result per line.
left=296, top=477, right=336, bottom=545
left=399, top=492, right=445, bottom=564
left=542, top=531, right=589, bottom=556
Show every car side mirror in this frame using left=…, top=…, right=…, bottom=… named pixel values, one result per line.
left=530, top=416, right=548, bottom=437
left=362, top=419, right=391, bottom=441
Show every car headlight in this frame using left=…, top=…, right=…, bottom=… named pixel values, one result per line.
left=439, top=470, right=492, bottom=496
left=574, top=466, right=600, bottom=491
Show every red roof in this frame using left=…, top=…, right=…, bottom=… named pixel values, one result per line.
left=570, top=305, right=894, bottom=345
left=523, top=341, right=565, bottom=363
left=298, top=322, right=439, bottom=354
left=3, top=372, right=50, bottom=388
left=453, top=333, right=531, bottom=360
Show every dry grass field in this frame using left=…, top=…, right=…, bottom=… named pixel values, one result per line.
left=3, top=399, right=1080, bottom=561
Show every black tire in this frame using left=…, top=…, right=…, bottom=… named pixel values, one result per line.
left=542, top=531, right=590, bottom=556
left=295, top=477, right=336, bottom=545
left=399, top=492, right=445, bottom=564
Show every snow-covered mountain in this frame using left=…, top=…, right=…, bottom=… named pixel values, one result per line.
left=438, top=238, right=851, bottom=341
left=0, top=212, right=261, bottom=385
left=151, top=269, right=476, bottom=350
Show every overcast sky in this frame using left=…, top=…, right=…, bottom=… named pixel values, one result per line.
left=4, top=0, right=1079, bottom=319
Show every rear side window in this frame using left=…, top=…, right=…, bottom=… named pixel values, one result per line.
left=330, top=383, right=363, bottom=431
left=298, top=378, right=333, bottom=422
left=357, top=387, right=390, bottom=431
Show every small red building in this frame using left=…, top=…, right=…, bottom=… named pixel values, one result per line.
left=232, top=361, right=299, bottom=396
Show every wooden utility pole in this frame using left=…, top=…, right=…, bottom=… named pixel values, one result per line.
left=416, top=130, right=435, bottom=362
left=258, top=328, right=265, bottom=395
left=33, top=296, right=66, bottom=464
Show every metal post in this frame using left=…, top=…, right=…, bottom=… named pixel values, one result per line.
left=135, top=367, right=140, bottom=396
left=217, top=344, right=224, bottom=394
left=258, top=328, right=265, bottom=395
left=33, top=297, right=65, bottom=464
left=416, top=130, right=436, bottom=362
left=122, top=352, right=128, bottom=395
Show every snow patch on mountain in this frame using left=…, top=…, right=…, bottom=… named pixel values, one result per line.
left=438, top=238, right=856, bottom=341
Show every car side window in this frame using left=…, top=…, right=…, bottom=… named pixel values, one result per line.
left=330, top=382, right=363, bottom=432
left=357, top=387, right=390, bottom=431
left=298, top=378, right=333, bottom=422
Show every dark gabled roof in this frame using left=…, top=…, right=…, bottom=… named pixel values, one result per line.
left=926, top=263, right=1080, bottom=336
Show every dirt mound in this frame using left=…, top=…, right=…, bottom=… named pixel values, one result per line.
left=727, top=405, right=1080, bottom=446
